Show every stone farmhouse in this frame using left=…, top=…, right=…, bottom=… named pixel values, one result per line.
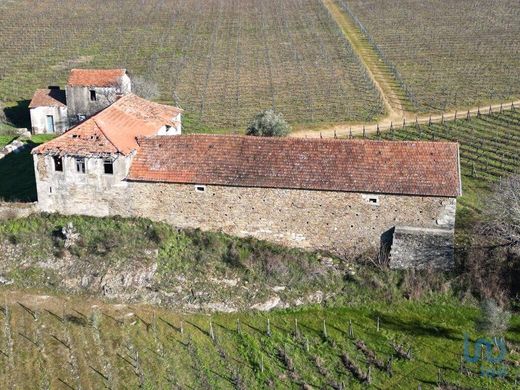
left=31, top=79, right=462, bottom=268
left=29, top=69, right=131, bottom=134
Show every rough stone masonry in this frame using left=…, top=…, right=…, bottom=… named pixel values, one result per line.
left=32, top=129, right=462, bottom=268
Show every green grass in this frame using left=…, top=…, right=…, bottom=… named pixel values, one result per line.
left=0, top=134, right=55, bottom=201
left=0, top=135, right=16, bottom=149
left=0, top=290, right=517, bottom=389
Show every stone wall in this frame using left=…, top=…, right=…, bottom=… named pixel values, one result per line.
left=33, top=153, right=132, bottom=216
left=120, top=183, right=456, bottom=257
left=389, top=226, right=455, bottom=270
left=0, top=202, right=36, bottom=220
left=66, top=74, right=131, bottom=124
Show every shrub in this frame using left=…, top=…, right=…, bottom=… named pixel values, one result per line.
left=475, top=298, right=511, bottom=335
left=246, top=110, right=290, bottom=137
left=0, top=100, right=7, bottom=123
left=461, top=175, right=520, bottom=303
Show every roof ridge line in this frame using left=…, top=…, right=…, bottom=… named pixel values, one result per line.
left=92, top=116, right=122, bottom=154
left=145, top=133, right=459, bottom=145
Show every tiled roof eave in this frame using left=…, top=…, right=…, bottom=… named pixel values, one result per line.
left=124, top=176, right=460, bottom=198
left=32, top=149, right=123, bottom=158
left=126, top=135, right=462, bottom=198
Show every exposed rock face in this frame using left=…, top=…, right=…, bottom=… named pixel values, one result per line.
left=251, top=296, right=281, bottom=311
left=0, top=239, right=346, bottom=312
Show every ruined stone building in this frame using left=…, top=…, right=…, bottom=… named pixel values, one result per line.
left=29, top=69, right=131, bottom=134
left=32, top=91, right=462, bottom=267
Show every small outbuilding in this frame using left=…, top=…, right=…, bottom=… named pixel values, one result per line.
left=66, top=68, right=132, bottom=125
left=28, top=87, right=68, bottom=134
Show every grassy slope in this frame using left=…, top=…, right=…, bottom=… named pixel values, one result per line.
left=0, top=214, right=519, bottom=388
left=0, top=213, right=347, bottom=309
left=0, top=290, right=518, bottom=389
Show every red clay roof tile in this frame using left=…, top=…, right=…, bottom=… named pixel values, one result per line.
left=32, top=94, right=181, bottom=157
left=127, top=135, right=462, bottom=197
left=29, top=88, right=67, bottom=108
left=67, top=69, right=127, bottom=87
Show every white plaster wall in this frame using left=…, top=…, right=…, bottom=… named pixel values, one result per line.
left=30, top=106, right=69, bottom=134
left=120, top=74, right=132, bottom=94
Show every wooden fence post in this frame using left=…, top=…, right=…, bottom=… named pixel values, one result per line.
left=323, top=319, right=328, bottom=339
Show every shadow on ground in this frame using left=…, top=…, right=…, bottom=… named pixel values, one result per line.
left=376, top=312, right=460, bottom=340
left=3, top=100, right=31, bottom=129
left=0, top=141, right=38, bottom=202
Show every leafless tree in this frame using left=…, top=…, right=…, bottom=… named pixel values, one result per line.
left=482, top=174, right=520, bottom=254
left=132, top=76, right=160, bottom=100
left=463, top=175, right=520, bottom=303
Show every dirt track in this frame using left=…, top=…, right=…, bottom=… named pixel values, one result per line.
left=292, top=0, right=519, bottom=139
left=292, top=100, right=520, bottom=138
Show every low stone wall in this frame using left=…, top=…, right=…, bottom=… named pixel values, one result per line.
left=0, top=202, right=37, bottom=220
left=389, top=226, right=455, bottom=270
left=0, top=139, right=27, bottom=160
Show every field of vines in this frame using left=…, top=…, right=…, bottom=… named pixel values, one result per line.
left=341, top=0, right=520, bottom=112
left=0, top=0, right=384, bottom=132
left=1, top=291, right=519, bottom=389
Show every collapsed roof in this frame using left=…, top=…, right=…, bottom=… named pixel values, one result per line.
left=32, top=94, right=182, bottom=157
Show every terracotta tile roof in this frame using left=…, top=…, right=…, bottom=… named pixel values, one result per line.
left=32, top=94, right=181, bottom=157
left=113, top=93, right=183, bottom=120
left=67, top=69, right=127, bottom=87
left=32, top=119, right=118, bottom=156
left=28, top=88, right=66, bottom=108
left=127, top=135, right=462, bottom=197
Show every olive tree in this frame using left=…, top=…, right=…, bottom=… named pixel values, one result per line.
left=466, top=174, right=520, bottom=303
left=246, top=109, right=290, bottom=137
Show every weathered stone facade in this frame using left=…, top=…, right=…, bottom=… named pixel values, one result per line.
left=124, top=183, right=456, bottom=257
left=32, top=153, right=457, bottom=258
left=389, top=226, right=455, bottom=270
left=33, top=153, right=133, bottom=216
left=66, top=74, right=131, bottom=124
